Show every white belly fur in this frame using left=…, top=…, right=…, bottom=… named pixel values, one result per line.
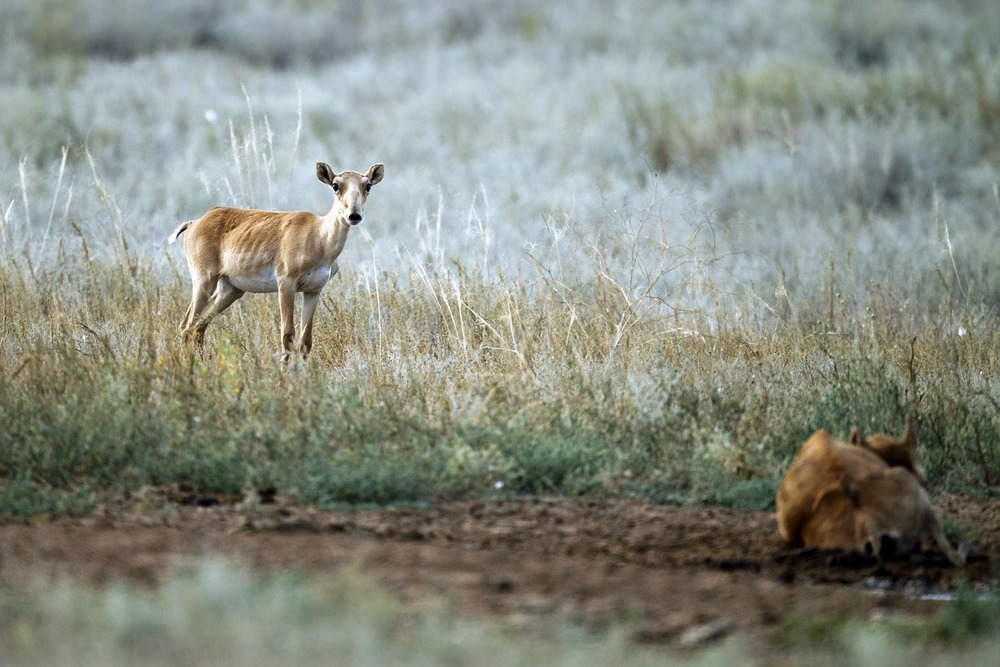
left=226, top=267, right=279, bottom=293
left=223, top=265, right=334, bottom=294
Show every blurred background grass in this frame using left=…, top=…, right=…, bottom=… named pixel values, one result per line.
left=1, top=0, right=996, bottom=303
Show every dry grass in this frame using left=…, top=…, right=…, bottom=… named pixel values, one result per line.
left=1, top=199, right=997, bottom=515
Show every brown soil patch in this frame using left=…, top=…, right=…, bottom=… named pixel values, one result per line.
left=1, top=491, right=996, bottom=654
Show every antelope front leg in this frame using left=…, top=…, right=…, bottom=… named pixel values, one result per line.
left=300, top=291, right=321, bottom=358
left=278, top=279, right=297, bottom=363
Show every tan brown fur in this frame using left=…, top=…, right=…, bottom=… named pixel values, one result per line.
left=849, top=420, right=926, bottom=483
left=776, top=418, right=966, bottom=565
left=169, top=162, right=384, bottom=361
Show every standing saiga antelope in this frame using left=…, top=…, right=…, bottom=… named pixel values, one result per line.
left=169, top=162, right=384, bottom=362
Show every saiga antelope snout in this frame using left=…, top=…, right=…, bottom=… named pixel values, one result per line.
left=169, top=162, right=384, bottom=362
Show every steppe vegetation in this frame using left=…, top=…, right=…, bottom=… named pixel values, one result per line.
left=1, top=0, right=999, bottom=661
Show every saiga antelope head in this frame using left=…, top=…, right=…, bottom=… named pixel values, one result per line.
left=317, top=162, right=384, bottom=225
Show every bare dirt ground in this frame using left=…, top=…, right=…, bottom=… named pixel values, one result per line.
left=1, top=490, right=997, bottom=655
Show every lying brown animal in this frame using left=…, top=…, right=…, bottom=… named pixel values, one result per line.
left=776, top=418, right=966, bottom=565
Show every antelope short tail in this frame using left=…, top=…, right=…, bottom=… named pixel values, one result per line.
left=168, top=221, right=192, bottom=244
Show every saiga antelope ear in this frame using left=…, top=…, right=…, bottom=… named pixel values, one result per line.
left=849, top=426, right=869, bottom=449
left=366, top=163, right=385, bottom=185
left=316, top=162, right=337, bottom=186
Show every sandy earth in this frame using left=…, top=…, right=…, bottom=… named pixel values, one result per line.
left=1, top=489, right=996, bottom=655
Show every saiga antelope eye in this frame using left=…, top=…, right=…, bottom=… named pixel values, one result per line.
left=332, top=183, right=341, bottom=193
left=365, top=183, right=372, bottom=193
